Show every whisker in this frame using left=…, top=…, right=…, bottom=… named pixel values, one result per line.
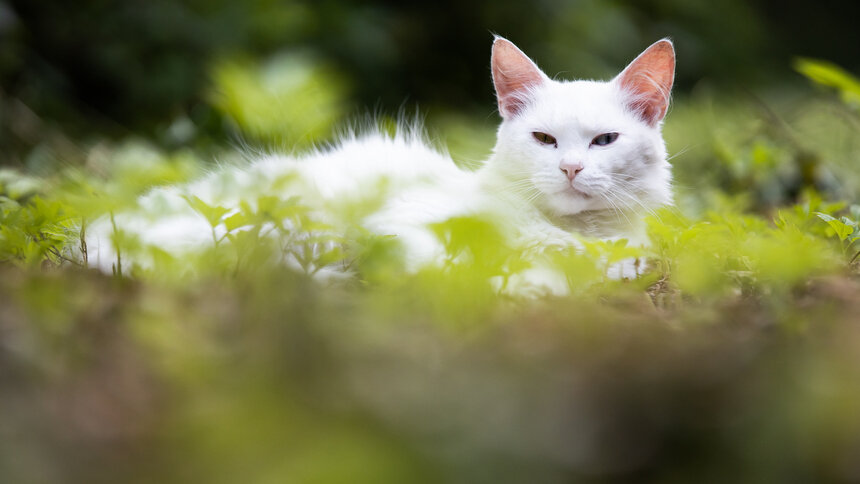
left=667, top=145, right=693, bottom=162
left=608, top=187, right=662, bottom=223
left=601, top=194, right=630, bottom=227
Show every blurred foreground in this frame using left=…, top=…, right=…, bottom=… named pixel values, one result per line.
left=2, top=258, right=860, bottom=482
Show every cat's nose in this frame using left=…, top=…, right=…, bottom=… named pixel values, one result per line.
left=559, top=161, right=584, bottom=181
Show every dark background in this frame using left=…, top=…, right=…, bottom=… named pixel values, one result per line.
left=2, top=0, right=860, bottom=156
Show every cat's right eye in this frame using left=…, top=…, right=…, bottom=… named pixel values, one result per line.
left=532, top=132, right=557, bottom=147
left=591, top=132, right=619, bottom=147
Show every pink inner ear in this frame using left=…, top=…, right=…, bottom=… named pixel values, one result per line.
left=491, top=39, right=546, bottom=118
left=617, top=40, right=675, bottom=126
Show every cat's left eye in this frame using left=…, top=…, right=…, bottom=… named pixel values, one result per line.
left=591, top=132, right=619, bottom=146
left=532, top=132, right=558, bottom=147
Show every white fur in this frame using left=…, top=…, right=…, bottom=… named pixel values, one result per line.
left=86, top=38, right=674, bottom=295
left=488, top=78, right=672, bottom=238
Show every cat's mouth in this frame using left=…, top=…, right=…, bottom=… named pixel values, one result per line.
left=567, top=183, right=592, bottom=199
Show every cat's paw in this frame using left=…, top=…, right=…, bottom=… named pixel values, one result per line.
left=607, top=257, right=645, bottom=280
left=496, top=265, right=570, bottom=298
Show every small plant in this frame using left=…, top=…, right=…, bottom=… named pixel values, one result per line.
left=815, top=206, right=860, bottom=262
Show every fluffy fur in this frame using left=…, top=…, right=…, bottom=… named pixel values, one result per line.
left=86, top=37, right=676, bottom=293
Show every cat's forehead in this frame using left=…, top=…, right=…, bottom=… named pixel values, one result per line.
left=529, top=80, right=629, bottom=132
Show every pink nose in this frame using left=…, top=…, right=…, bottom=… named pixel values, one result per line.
left=560, top=161, right=584, bottom=181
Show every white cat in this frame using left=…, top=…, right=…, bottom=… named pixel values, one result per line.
left=85, top=37, right=675, bottom=294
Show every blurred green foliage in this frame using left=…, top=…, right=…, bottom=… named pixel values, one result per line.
left=795, top=58, right=860, bottom=109
left=210, top=53, right=349, bottom=149
left=3, top=0, right=860, bottom=164
left=3, top=1, right=860, bottom=482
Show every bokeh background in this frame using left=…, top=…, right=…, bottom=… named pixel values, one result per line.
left=3, top=1, right=860, bottom=483
left=4, top=0, right=860, bottom=212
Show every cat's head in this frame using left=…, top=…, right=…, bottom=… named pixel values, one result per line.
left=489, top=37, right=675, bottom=217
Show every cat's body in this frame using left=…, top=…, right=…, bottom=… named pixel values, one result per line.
left=85, top=37, right=676, bottom=293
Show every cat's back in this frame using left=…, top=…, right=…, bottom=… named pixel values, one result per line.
left=254, top=130, right=465, bottom=200
left=84, top=129, right=475, bottom=273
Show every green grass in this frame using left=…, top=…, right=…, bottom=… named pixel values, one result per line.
left=2, top=59, right=860, bottom=483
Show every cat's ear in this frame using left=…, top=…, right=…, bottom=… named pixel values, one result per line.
left=491, top=37, right=548, bottom=119
left=614, top=39, right=675, bottom=126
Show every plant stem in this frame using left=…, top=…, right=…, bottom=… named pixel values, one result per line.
left=110, top=212, right=122, bottom=277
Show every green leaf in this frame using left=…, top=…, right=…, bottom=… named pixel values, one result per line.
left=183, top=195, right=230, bottom=228
left=224, top=213, right=252, bottom=232
left=816, top=212, right=854, bottom=241
left=314, top=245, right=345, bottom=269
left=794, top=58, right=860, bottom=106
left=840, top=216, right=858, bottom=228
left=815, top=212, right=836, bottom=223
